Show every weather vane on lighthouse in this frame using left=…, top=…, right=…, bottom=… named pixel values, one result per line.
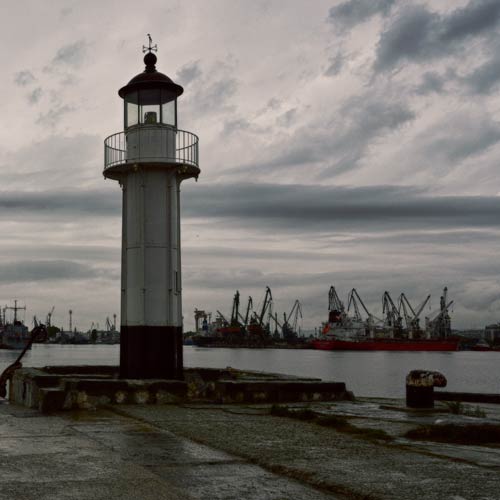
left=142, top=34, right=157, bottom=54
left=103, top=38, right=200, bottom=380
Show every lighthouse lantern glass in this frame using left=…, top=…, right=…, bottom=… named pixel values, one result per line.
left=124, top=88, right=177, bottom=128
left=139, top=89, right=160, bottom=125
left=125, top=94, right=139, bottom=128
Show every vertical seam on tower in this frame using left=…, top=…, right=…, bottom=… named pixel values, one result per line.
left=121, top=180, right=127, bottom=326
left=141, top=167, right=146, bottom=326
left=177, top=177, right=182, bottom=327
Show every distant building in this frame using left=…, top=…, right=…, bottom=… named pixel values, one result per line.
left=485, top=324, right=500, bottom=343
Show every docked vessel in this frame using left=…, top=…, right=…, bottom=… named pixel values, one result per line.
left=311, top=286, right=461, bottom=352
left=191, top=288, right=306, bottom=347
left=0, top=301, right=31, bottom=350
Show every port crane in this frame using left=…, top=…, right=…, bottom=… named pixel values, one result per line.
left=46, top=306, right=55, bottom=327
left=216, top=310, right=229, bottom=327
left=282, top=300, right=302, bottom=340
left=230, top=290, right=242, bottom=327
left=348, top=288, right=379, bottom=329
left=266, top=301, right=281, bottom=337
left=328, top=286, right=345, bottom=324
left=105, top=317, right=114, bottom=332
left=425, top=287, right=453, bottom=338
left=398, top=294, right=430, bottom=336
left=238, top=296, right=253, bottom=328
left=253, top=286, right=272, bottom=328
left=215, top=290, right=245, bottom=336
left=382, top=291, right=403, bottom=334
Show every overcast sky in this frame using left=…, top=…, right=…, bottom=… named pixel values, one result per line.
left=2, top=0, right=500, bottom=331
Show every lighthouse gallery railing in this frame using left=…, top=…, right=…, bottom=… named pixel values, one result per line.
left=104, top=127, right=199, bottom=170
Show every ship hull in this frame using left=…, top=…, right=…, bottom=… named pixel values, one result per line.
left=312, top=338, right=460, bottom=351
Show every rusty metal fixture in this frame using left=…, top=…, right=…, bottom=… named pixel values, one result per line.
left=0, top=324, right=48, bottom=398
left=406, top=369, right=447, bottom=409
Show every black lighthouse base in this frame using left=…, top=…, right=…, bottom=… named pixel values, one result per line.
left=120, top=325, right=183, bottom=379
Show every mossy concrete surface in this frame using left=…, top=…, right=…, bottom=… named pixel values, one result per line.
left=9, top=365, right=353, bottom=412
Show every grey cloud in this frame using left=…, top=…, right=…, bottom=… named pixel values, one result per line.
left=184, top=77, right=238, bottom=116
left=228, top=91, right=414, bottom=180
left=180, top=59, right=239, bottom=118
left=332, top=96, right=414, bottom=173
left=183, top=183, right=500, bottom=231
left=463, top=55, right=500, bottom=94
left=28, top=87, right=43, bottom=104
left=328, top=0, right=395, bottom=30
left=36, top=105, right=75, bottom=127
left=0, top=260, right=110, bottom=284
left=202, top=79, right=238, bottom=110
left=374, top=0, right=500, bottom=73
left=60, top=6, right=73, bottom=17
left=0, top=243, right=119, bottom=263
left=14, top=70, right=36, bottom=86
left=374, top=5, right=438, bottom=73
left=252, top=93, right=414, bottom=176
left=176, top=60, right=202, bottom=85
left=440, top=0, right=500, bottom=43
left=419, top=115, right=500, bottom=164
left=266, top=98, right=282, bottom=110
left=223, top=118, right=251, bottom=135
left=52, top=40, right=87, bottom=67
left=0, top=134, right=101, bottom=190
left=325, top=52, right=344, bottom=77
left=342, top=229, right=500, bottom=248
left=415, top=71, right=446, bottom=95
left=276, top=108, right=298, bottom=128
left=0, top=190, right=120, bottom=217
left=184, top=267, right=326, bottom=291
left=184, top=246, right=339, bottom=262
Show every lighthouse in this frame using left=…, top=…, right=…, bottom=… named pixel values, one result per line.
left=104, top=37, right=199, bottom=379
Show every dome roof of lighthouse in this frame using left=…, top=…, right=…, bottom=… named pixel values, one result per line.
left=119, top=52, right=184, bottom=101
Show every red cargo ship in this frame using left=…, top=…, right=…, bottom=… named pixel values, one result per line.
left=311, top=286, right=460, bottom=351
left=311, top=337, right=460, bottom=351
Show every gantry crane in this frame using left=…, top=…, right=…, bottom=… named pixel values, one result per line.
left=230, top=290, right=241, bottom=327
left=46, top=306, right=55, bottom=327
left=398, top=293, right=430, bottom=337
left=382, top=291, right=403, bottom=335
left=425, top=287, right=453, bottom=338
left=238, top=296, right=253, bottom=328
left=347, top=288, right=379, bottom=336
left=252, top=287, right=272, bottom=328
left=282, top=300, right=302, bottom=340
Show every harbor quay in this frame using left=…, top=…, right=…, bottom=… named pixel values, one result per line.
left=1, top=385, right=500, bottom=500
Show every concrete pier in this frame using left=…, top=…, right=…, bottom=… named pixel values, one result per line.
left=1, top=397, right=500, bottom=499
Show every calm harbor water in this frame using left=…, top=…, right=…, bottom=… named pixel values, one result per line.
left=1, top=344, right=499, bottom=398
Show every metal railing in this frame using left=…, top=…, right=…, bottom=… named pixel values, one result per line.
left=104, top=127, right=199, bottom=170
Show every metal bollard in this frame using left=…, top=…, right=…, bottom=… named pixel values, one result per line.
left=406, top=370, right=447, bottom=409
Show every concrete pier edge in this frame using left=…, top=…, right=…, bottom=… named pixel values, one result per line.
left=9, top=365, right=353, bottom=413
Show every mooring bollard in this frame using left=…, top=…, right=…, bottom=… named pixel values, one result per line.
left=406, top=370, right=447, bottom=409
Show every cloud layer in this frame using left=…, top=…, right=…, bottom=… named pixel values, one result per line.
left=2, top=0, right=500, bottom=331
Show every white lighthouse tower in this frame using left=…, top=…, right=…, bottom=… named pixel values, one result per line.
left=104, top=37, right=199, bottom=379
